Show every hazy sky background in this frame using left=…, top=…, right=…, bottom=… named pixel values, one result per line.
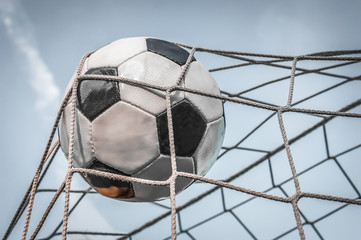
left=1, top=0, right=361, bottom=239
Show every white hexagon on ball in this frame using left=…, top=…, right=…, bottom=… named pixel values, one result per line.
left=92, top=101, right=160, bottom=174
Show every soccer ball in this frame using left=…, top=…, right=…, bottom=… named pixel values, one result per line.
left=58, top=37, right=225, bottom=201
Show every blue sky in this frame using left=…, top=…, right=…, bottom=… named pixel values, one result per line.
left=1, top=0, right=361, bottom=239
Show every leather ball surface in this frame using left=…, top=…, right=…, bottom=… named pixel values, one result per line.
left=58, top=37, right=225, bottom=202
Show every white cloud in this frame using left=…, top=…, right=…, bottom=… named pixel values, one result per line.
left=0, top=0, right=60, bottom=118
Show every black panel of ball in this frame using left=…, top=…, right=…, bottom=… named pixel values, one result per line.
left=77, top=67, right=120, bottom=121
left=157, top=101, right=206, bottom=157
left=146, top=38, right=195, bottom=66
left=83, top=159, right=134, bottom=199
left=86, top=67, right=118, bottom=76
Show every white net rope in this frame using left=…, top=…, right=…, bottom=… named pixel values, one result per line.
left=4, top=45, right=361, bottom=240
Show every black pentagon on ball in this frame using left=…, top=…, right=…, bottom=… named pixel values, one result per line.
left=146, top=38, right=196, bottom=66
left=86, top=67, right=118, bottom=76
left=83, top=158, right=134, bottom=199
left=157, top=100, right=206, bottom=157
left=77, top=67, right=120, bottom=121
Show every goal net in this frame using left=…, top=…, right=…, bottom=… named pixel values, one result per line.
left=4, top=44, right=361, bottom=240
